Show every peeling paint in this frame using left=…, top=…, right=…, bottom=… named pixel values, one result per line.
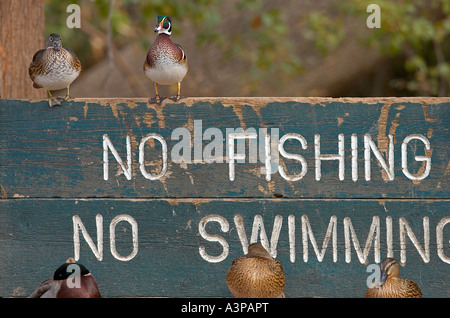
left=143, top=112, right=154, bottom=128
left=376, top=102, right=395, bottom=182
left=83, top=103, right=88, bottom=118
left=436, top=160, right=450, bottom=189
left=232, top=104, right=247, bottom=131
left=0, top=185, right=6, bottom=199
left=423, top=102, right=437, bottom=122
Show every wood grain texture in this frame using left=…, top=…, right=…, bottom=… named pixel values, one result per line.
left=0, top=97, right=449, bottom=199
left=0, top=97, right=449, bottom=297
left=0, top=198, right=448, bottom=297
left=0, top=0, right=46, bottom=98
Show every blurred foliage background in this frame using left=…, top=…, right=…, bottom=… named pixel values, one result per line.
left=43, top=0, right=449, bottom=97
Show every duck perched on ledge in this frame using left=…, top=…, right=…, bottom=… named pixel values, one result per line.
left=144, top=15, right=188, bottom=104
left=29, top=34, right=81, bottom=107
left=226, top=242, right=286, bottom=298
left=29, top=257, right=101, bottom=298
left=366, top=258, right=423, bottom=298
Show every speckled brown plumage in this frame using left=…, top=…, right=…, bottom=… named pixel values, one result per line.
left=145, top=34, right=186, bottom=70
left=226, top=243, right=286, bottom=298
left=29, top=34, right=81, bottom=107
left=365, top=258, right=423, bottom=298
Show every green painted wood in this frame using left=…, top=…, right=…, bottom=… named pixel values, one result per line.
left=0, top=198, right=448, bottom=297
left=0, top=98, right=448, bottom=199
left=0, top=97, right=449, bottom=297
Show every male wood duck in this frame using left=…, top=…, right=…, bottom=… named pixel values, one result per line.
left=226, top=242, right=286, bottom=298
left=365, top=258, right=423, bottom=298
left=143, top=15, right=188, bottom=104
left=29, top=257, right=101, bottom=298
left=29, top=33, right=82, bottom=107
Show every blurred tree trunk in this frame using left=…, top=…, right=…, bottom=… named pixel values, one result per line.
left=0, top=0, right=45, bottom=98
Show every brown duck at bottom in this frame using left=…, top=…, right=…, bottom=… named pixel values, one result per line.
left=366, top=258, right=423, bottom=298
left=226, top=242, right=286, bottom=298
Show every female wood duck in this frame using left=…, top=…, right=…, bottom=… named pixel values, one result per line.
left=226, top=242, right=286, bottom=298
left=365, top=258, right=423, bottom=298
left=29, top=257, right=101, bottom=298
left=143, top=15, right=188, bottom=104
left=29, top=33, right=82, bottom=107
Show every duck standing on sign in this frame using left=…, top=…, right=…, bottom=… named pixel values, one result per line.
left=365, top=257, right=423, bottom=298
left=226, top=242, right=286, bottom=298
left=28, top=33, right=82, bottom=107
left=144, top=15, right=188, bottom=105
left=29, top=257, right=101, bottom=298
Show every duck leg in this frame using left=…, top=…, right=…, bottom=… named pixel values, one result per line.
left=61, top=86, right=72, bottom=101
left=169, top=82, right=184, bottom=102
left=47, top=90, right=61, bottom=107
left=149, top=82, right=165, bottom=105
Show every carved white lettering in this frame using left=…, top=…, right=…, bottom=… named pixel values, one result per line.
left=73, top=214, right=103, bottom=261
left=101, top=132, right=433, bottom=182
left=437, top=216, right=450, bottom=264
left=103, top=134, right=132, bottom=180
left=302, top=215, right=337, bottom=262
left=400, top=216, right=430, bottom=263
left=364, top=134, right=394, bottom=181
left=401, top=134, right=431, bottom=180
left=73, top=214, right=138, bottom=262
left=196, top=214, right=447, bottom=264
left=228, top=132, right=257, bottom=181
left=344, top=216, right=380, bottom=264
left=139, top=134, right=167, bottom=180
left=278, top=133, right=307, bottom=181
left=315, top=134, right=345, bottom=181
left=198, top=215, right=230, bottom=263
left=109, top=214, right=138, bottom=261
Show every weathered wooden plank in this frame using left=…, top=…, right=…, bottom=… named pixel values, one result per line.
left=0, top=97, right=449, bottom=298
left=0, top=97, right=449, bottom=199
left=0, top=198, right=448, bottom=297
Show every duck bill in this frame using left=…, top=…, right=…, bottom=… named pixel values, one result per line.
left=154, top=21, right=163, bottom=33
left=379, top=270, right=388, bottom=286
left=53, top=40, right=61, bottom=51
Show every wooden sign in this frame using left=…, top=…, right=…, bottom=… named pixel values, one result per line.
left=0, top=97, right=449, bottom=297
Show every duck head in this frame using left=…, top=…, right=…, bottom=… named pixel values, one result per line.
left=46, top=33, right=62, bottom=51
left=380, top=258, right=401, bottom=286
left=247, top=242, right=272, bottom=259
left=29, top=257, right=101, bottom=298
left=154, top=15, right=172, bottom=35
